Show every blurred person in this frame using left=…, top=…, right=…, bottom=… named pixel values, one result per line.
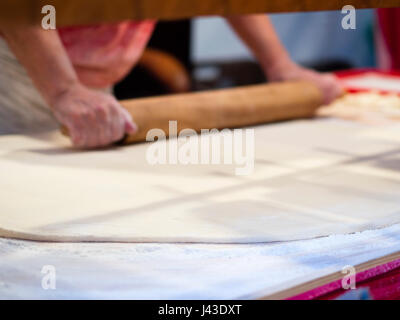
left=0, top=15, right=343, bottom=148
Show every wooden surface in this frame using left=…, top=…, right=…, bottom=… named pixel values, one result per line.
left=121, top=81, right=322, bottom=143
left=1, top=0, right=400, bottom=26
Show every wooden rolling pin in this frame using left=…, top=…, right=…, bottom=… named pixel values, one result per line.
left=62, top=81, right=322, bottom=144
left=120, top=81, right=322, bottom=144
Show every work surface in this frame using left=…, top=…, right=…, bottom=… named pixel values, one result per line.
left=1, top=224, right=400, bottom=299
left=1, top=118, right=400, bottom=299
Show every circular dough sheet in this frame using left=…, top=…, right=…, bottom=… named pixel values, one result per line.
left=1, top=119, right=400, bottom=243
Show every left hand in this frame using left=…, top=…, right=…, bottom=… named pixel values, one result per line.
left=266, top=61, right=344, bottom=104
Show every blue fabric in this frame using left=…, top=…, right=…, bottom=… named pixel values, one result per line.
left=270, top=9, right=376, bottom=68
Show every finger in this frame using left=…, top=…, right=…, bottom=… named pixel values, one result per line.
left=94, top=105, right=109, bottom=146
left=68, top=124, right=83, bottom=147
left=121, top=108, right=138, bottom=134
left=82, top=110, right=100, bottom=148
left=67, top=115, right=87, bottom=147
left=109, top=104, right=125, bottom=143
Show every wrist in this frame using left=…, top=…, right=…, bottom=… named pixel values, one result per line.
left=262, top=58, right=298, bottom=82
left=46, top=80, right=81, bottom=108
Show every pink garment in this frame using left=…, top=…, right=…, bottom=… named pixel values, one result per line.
left=58, top=20, right=156, bottom=88
left=376, top=8, right=400, bottom=71
left=375, top=23, right=392, bottom=71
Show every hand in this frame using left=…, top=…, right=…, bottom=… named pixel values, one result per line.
left=51, top=83, right=137, bottom=148
left=266, top=61, right=344, bottom=104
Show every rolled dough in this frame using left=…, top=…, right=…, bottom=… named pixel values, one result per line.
left=1, top=119, right=400, bottom=243
left=318, top=92, right=400, bottom=125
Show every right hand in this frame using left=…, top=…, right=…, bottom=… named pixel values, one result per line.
left=51, top=83, right=137, bottom=148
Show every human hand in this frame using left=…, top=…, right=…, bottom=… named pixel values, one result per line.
left=51, top=83, right=137, bottom=148
left=266, top=61, right=344, bottom=104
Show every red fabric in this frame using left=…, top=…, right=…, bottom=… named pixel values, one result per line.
left=334, top=68, right=400, bottom=95
left=58, top=20, right=156, bottom=88
left=318, top=265, right=400, bottom=300
left=334, top=68, right=400, bottom=78
left=377, top=8, right=400, bottom=70
left=288, top=259, right=400, bottom=300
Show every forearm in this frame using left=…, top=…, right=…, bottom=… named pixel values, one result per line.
left=225, top=14, right=292, bottom=77
left=0, top=24, right=136, bottom=148
left=226, top=14, right=343, bottom=104
left=1, top=25, right=79, bottom=106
